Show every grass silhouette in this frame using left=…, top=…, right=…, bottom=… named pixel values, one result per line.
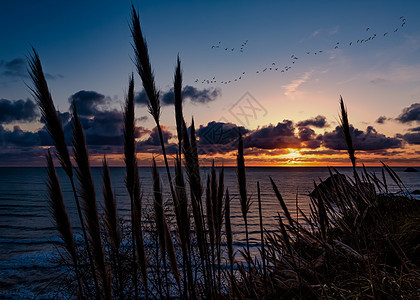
left=28, top=5, right=420, bottom=299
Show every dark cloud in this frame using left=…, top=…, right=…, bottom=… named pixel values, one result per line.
left=182, top=85, right=221, bottom=105
left=69, top=90, right=107, bottom=116
left=244, top=120, right=301, bottom=149
left=0, top=58, right=26, bottom=77
left=40, top=111, right=71, bottom=127
left=137, top=116, right=148, bottom=122
left=134, top=90, right=149, bottom=106
left=296, top=115, right=328, bottom=128
left=396, top=103, right=420, bottom=123
left=322, top=125, right=402, bottom=151
left=136, top=85, right=221, bottom=106
left=0, top=58, right=61, bottom=80
left=66, top=110, right=148, bottom=146
left=136, top=126, right=176, bottom=154
left=401, top=132, right=420, bottom=145
left=197, top=121, right=248, bottom=145
left=375, top=116, right=388, bottom=124
left=297, top=126, right=322, bottom=149
left=0, top=98, right=38, bottom=124
left=0, top=125, right=40, bottom=147
left=409, top=126, right=420, bottom=132
left=142, top=125, right=173, bottom=146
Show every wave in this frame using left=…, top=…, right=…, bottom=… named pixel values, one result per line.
left=0, top=213, right=44, bottom=218
left=0, top=237, right=61, bottom=245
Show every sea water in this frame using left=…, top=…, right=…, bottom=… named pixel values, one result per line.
left=1, top=166, right=419, bottom=298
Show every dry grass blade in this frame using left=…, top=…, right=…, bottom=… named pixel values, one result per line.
left=206, top=173, right=215, bottom=253
left=132, top=165, right=148, bottom=297
left=225, top=188, right=234, bottom=270
left=72, top=103, right=111, bottom=298
left=174, top=153, right=190, bottom=251
left=237, top=132, right=250, bottom=219
left=123, top=74, right=142, bottom=298
left=152, top=158, right=181, bottom=289
left=270, top=177, right=294, bottom=227
left=102, top=157, right=123, bottom=298
left=173, top=154, right=195, bottom=298
left=124, top=74, right=136, bottom=196
left=237, top=131, right=251, bottom=256
left=130, top=5, right=160, bottom=122
left=46, top=150, right=83, bottom=297
left=380, top=161, right=408, bottom=194
left=339, top=96, right=356, bottom=170
left=28, top=48, right=98, bottom=297
left=257, top=181, right=267, bottom=294
left=27, top=48, right=73, bottom=178
left=102, top=157, right=121, bottom=254
left=152, top=157, right=166, bottom=258
left=174, top=55, right=184, bottom=147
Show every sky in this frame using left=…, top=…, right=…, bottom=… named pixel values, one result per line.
left=1, top=0, right=420, bottom=167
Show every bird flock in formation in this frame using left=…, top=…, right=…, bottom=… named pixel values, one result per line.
left=193, top=16, right=407, bottom=86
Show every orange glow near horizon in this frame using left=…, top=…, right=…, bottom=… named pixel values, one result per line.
left=78, top=147, right=420, bottom=168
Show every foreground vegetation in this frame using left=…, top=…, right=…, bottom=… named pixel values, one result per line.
left=29, top=6, right=419, bottom=299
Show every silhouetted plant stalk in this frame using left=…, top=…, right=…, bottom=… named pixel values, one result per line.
left=32, top=7, right=420, bottom=298
left=181, top=118, right=211, bottom=294
left=72, top=103, right=111, bottom=299
left=152, top=157, right=181, bottom=297
left=123, top=74, right=148, bottom=299
left=102, top=157, right=123, bottom=298
left=172, top=58, right=196, bottom=298
left=237, top=132, right=251, bottom=256
left=257, top=181, right=267, bottom=295
left=205, top=172, right=215, bottom=284
left=339, top=96, right=356, bottom=172
left=27, top=49, right=99, bottom=297
left=174, top=153, right=195, bottom=298
left=46, top=150, right=84, bottom=298
left=215, top=165, right=224, bottom=292
left=224, top=188, right=234, bottom=295
left=130, top=5, right=176, bottom=211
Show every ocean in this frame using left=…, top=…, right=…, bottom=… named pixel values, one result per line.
left=1, top=166, right=419, bottom=298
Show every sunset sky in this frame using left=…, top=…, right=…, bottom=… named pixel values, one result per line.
left=1, top=0, right=420, bottom=166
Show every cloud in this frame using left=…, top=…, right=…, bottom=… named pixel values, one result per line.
left=69, top=90, right=107, bottom=116
left=135, top=85, right=221, bottom=106
left=0, top=58, right=26, bottom=77
left=370, top=78, right=388, bottom=85
left=296, top=115, right=328, bottom=128
left=402, top=133, right=420, bottom=144
left=244, top=120, right=301, bottom=149
left=282, top=71, right=312, bottom=100
left=329, top=25, right=339, bottom=35
left=297, top=126, right=322, bottom=149
left=375, top=116, right=388, bottom=124
left=134, top=90, right=149, bottom=106
left=322, top=125, right=402, bottom=151
left=0, top=125, right=40, bottom=147
left=310, top=30, right=320, bottom=38
left=182, top=85, right=221, bottom=105
left=197, top=121, right=248, bottom=145
left=409, top=126, right=420, bottom=132
left=396, top=103, right=420, bottom=123
left=142, top=125, right=173, bottom=146
left=401, top=127, right=420, bottom=144
left=0, top=98, right=38, bottom=124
